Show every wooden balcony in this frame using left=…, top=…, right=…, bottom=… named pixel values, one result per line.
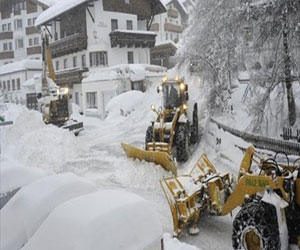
left=26, top=26, right=39, bottom=35
left=55, top=67, right=88, bottom=86
left=167, top=9, right=178, bottom=18
left=0, top=51, right=14, bottom=60
left=0, top=31, right=13, bottom=40
left=27, top=46, right=42, bottom=55
left=164, top=23, right=184, bottom=33
left=50, top=33, right=88, bottom=59
left=110, top=30, right=156, bottom=48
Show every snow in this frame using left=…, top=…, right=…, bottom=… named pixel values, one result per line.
left=0, top=59, right=42, bottom=75
left=21, top=190, right=162, bottom=250
left=113, top=29, right=156, bottom=35
left=163, top=233, right=202, bottom=250
left=82, top=64, right=166, bottom=83
left=22, top=74, right=58, bottom=93
left=155, top=40, right=178, bottom=48
left=0, top=173, right=96, bottom=250
left=35, top=0, right=89, bottom=26
left=0, top=166, right=48, bottom=194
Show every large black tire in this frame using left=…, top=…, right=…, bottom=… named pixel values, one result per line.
left=175, top=124, right=189, bottom=162
left=145, top=125, right=153, bottom=148
left=190, top=103, right=198, bottom=144
left=232, top=200, right=280, bottom=250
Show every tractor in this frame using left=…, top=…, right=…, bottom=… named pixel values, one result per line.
left=160, top=147, right=300, bottom=249
left=122, top=76, right=199, bottom=174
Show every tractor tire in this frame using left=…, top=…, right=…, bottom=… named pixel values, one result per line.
left=190, top=103, right=198, bottom=144
left=232, top=200, right=280, bottom=250
left=145, top=125, right=153, bottom=148
left=175, top=124, right=189, bottom=163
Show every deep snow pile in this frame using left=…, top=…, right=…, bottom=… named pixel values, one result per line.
left=0, top=173, right=96, bottom=250
left=1, top=104, right=84, bottom=171
left=21, top=190, right=162, bottom=250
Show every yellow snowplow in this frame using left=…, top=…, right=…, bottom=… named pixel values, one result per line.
left=121, top=77, right=199, bottom=175
left=161, top=147, right=300, bottom=249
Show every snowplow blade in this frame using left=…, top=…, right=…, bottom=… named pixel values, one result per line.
left=121, top=142, right=177, bottom=175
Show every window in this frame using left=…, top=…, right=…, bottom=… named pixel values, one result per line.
left=27, top=18, right=32, bottom=26
left=7, top=23, right=11, bottom=31
left=170, top=33, right=173, bottom=40
left=33, top=17, right=37, bottom=25
left=111, top=19, right=118, bottom=31
left=12, top=79, right=15, bottom=91
left=126, top=20, right=133, bottom=30
left=89, top=51, right=108, bottom=67
left=34, top=37, right=39, bottom=45
left=166, top=33, right=168, bottom=40
left=2, top=24, right=7, bottom=31
left=75, top=92, right=79, bottom=105
left=14, top=19, right=23, bottom=29
left=0, top=81, right=2, bottom=89
left=15, top=39, right=24, bottom=49
left=82, top=54, right=86, bottom=68
left=29, top=38, right=33, bottom=46
left=7, top=80, right=10, bottom=91
left=56, top=60, right=59, bottom=71
left=128, top=51, right=134, bottom=64
left=63, top=58, right=68, bottom=69
left=86, top=92, right=97, bottom=108
left=17, top=79, right=20, bottom=90
left=3, top=43, right=8, bottom=51
left=9, top=42, right=12, bottom=50
left=73, top=56, right=77, bottom=68
left=3, top=81, right=6, bottom=90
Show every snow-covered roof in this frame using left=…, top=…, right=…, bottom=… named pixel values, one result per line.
left=35, top=0, right=90, bottom=26
left=83, top=64, right=166, bottom=83
left=113, top=29, right=156, bottom=35
left=155, top=40, right=178, bottom=48
left=0, top=60, right=42, bottom=76
left=36, top=0, right=166, bottom=27
left=22, top=74, right=58, bottom=93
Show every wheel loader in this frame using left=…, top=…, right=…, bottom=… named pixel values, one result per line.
left=37, top=30, right=83, bottom=136
left=121, top=77, right=199, bottom=175
left=160, top=147, right=300, bottom=249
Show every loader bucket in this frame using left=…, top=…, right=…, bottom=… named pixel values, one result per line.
left=121, top=142, right=177, bottom=175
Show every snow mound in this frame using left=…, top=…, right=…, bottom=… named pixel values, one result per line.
left=2, top=107, right=84, bottom=171
left=105, top=90, right=145, bottom=119
left=21, top=190, right=163, bottom=250
left=0, top=173, right=96, bottom=250
left=0, top=166, right=49, bottom=194
left=163, top=233, right=202, bottom=250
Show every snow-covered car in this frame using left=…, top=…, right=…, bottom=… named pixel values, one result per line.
left=21, top=190, right=163, bottom=250
left=0, top=173, right=96, bottom=250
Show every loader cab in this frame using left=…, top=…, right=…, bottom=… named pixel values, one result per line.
left=160, top=77, right=188, bottom=110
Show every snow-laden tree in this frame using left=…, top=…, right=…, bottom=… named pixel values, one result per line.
left=176, top=0, right=242, bottom=115
left=241, top=0, right=300, bottom=132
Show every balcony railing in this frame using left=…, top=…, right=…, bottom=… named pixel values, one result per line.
left=0, top=31, right=13, bottom=40
left=164, top=23, right=184, bottom=33
left=0, top=51, right=14, bottom=60
left=50, top=33, right=87, bottom=59
left=26, top=26, right=39, bottom=35
left=55, top=67, right=88, bottom=86
left=27, top=46, right=42, bottom=55
left=110, top=30, right=156, bottom=48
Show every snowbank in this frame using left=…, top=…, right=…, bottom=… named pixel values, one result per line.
left=0, top=166, right=48, bottom=194
left=0, top=173, right=96, bottom=250
left=105, top=90, right=145, bottom=120
left=163, top=233, right=202, bottom=250
left=1, top=107, right=84, bottom=171
left=21, top=190, right=162, bottom=250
